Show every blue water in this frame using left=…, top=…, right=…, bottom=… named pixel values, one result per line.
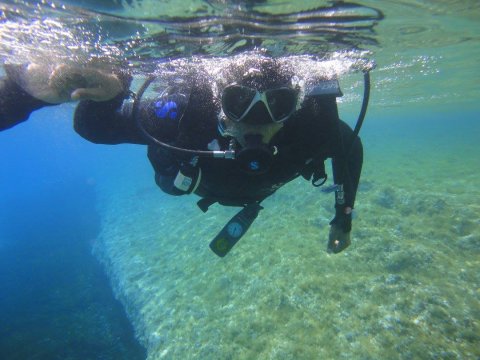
left=1, top=1, right=479, bottom=359
left=0, top=107, right=147, bottom=359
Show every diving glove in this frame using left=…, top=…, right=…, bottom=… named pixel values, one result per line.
left=327, top=208, right=352, bottom=254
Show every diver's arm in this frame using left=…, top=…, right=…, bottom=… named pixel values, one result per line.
left=0, top=63, right=152, bottom=145
left=332, top=120, right=363, bottom=209
left=0, top=66, right=54, bottom=131
left=328, top=119, right=363, bottom=253
left=72, top=69, right=150, bottom=145
left=73, top=82, right=185, bottom=145
left=11, top=63, right=125, bottom=104
left=0, top=63, right=125, bottom=131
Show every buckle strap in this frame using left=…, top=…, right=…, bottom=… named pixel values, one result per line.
left=197, top=198, right=217, bottom=213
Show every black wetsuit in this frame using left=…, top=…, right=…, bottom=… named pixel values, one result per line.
left=0, top=69, right=363, bottom=213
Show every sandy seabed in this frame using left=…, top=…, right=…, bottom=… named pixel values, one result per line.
left=92, top=117, right=480, bottom=360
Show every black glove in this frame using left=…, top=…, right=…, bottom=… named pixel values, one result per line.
left=327, top=209, right=352, bottom=254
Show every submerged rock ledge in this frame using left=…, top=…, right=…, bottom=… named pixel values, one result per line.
left=92, top=131, right=479, bottom=360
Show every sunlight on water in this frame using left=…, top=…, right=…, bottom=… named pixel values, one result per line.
left=0, top=1, right=381, bottom=63
left=0, top=2, right=125, bottom=65
left=1, top=0, right=478, bottom=108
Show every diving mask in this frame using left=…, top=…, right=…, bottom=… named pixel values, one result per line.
left=221, top=85, right=298, bottom=124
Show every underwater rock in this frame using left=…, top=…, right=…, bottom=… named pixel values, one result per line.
left=452, top=219, right=476, bottom=236
left=397, top=194, right=448, bottom=217
left=460, top=329, right=480, bottom=343
left=344, top=331, right=358, bottom=342
left=353, top=227, right=370, bottom=240
left=307, top=216, right=330, bottom=229
left=358, top=180, right=374, bottom=192
left=373, top=187, right=396, bottom=209
left=431, top=199, right=447, bottom=212
left=385, top=274, right=402, bottom=285
left=385, top=248, right=433, bottom=273
left=457, top=234, right=480, bottom=252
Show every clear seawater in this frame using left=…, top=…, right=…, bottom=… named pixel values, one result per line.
left=0, top=1, right=479, bottom=359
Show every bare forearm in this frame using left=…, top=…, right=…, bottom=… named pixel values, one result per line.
left=0, top=66, right=53, bottom=131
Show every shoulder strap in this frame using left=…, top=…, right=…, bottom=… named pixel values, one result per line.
left=300, top=157, right=328, bottom=187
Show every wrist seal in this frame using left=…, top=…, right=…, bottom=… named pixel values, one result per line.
left=330, top=207, right=352, bottom=233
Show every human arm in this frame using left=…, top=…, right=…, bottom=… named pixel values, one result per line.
left=328, top=120, right=363, bottom=253
left=0, top=63, right=125, bottom=130
left=0, top=65, right=55, bottom=131
left=0, top=63, right=156, bottom=145
left=300, top=93, right=363, bottom=253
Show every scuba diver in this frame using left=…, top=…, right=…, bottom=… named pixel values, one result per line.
left=0, top=57, right=365, bottom=257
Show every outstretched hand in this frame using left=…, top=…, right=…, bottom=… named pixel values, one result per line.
left=20, top=63, right=124, bottom=103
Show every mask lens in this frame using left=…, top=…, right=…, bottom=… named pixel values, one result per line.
left=222, top=86, right=257, bottom=121
left=265, top=88, right=297, bottom=122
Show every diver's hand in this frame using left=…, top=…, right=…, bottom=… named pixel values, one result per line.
left=327, top=208, right=352, bottom=254
left=20, top=63, right=124, bottom=103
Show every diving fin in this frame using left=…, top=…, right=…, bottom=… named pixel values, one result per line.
left=209, top=203, right=263, bottom=257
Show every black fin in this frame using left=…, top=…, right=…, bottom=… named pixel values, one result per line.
left=209, top=203, right=263, bottom=257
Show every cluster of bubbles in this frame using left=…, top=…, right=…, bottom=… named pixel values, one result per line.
left=144, top=50, right=373, bottom=105
left=0, top=1, right=126, bottom=68
left=0, top=0, right=376, bottom=108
